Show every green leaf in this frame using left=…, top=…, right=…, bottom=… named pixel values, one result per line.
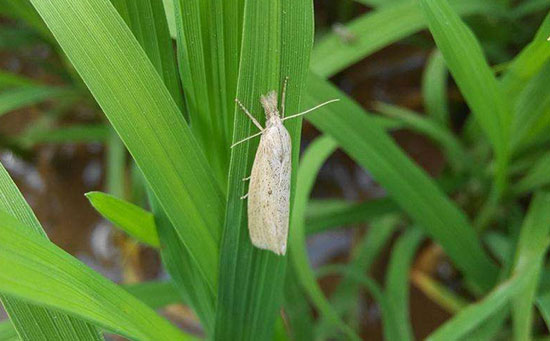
left=29, top=0, right=224, bottom=289
left=420, top=0, right=511, bottom=194
left=85, top=191, right=159, bottom=248
left=0, top=162, right=101, bottom=340
left=289, top=135, right=360, bottom=340
left=428, top=192, right=550, bottom=341
left=305, top=73, right=498, bottom=292
left=411, top=271, right=468, bottom=313
left=172, top=0, right=243, bottom=185
left=383, top=229, right=424, bottom=341
left=108, top=0, right=218, bottom=330
left=0, top=209, right=189, bottom=341
left=501, top=11, right=550, bottom=98
left=311, top=0, right=500, bottom=78
left=374, top=102, right=467, bottom=171
left=306, top=198, right=397, bottom=234
left=110, top=0, right=184, bottom=112
left=317, top=216, right=398, bottom=339
left=215, top=0, right=315, bottom=339
left=148, top=189, right=216, bottom=332
left=511, top=60, right=550, bottom=150
left=0, top=70, right=43, bottom=89
left=512, top=151, right=550, bottom=195
left=511, top=192, right=550, bottom=341
left=0, top=320, right=18, bottom=341
left=0, top=87, right=73, bottom=117
left=422, top=49, right=449, bottom=127
left=123, top=280, right=182, bottom=309
left=17, top=124, right=110, bottom=147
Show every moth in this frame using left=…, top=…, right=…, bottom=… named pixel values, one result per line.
left=232, top=78, right=339, bottom=255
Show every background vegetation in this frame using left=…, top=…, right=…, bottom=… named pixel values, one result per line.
left=1, top=0, right=550, bottom=339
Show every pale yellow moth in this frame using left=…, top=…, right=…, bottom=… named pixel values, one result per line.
left=232, top=78, right=339, bottom=255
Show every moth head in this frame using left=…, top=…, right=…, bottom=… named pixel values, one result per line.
left=260, top=91, right=280, bottom=120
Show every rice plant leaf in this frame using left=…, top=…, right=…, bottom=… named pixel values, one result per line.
left=305, top=73, right=498, bottom=292
left=123, top=281, right=182, bottom=309
left=420, top=0, right=511, bottom=194
left=428, top=192, right=550, bottom=341
left=511, top=60, right=550, bottom=150
left=0, top=320, right=17, bottom=341
left=0, top=87, right=73, bottom=116
left=422, top=49, right=449, bottom=127
left=305, top=198, right=397, bottom=234
left=172, top=0, right=243, bottom=185
left=510, top=192, right=550, bottom=340
left=110, top=0, right=184, bottom=110
left=0, top=209, right=189, bottom=341
left=311, top=0, right=500, bottom=78
left=383, top=229, right=424, bottom=341
left=148, top=189, right=216, bottom=332
left=85, top=191, right=159, bottom=248
left=513, top=151, right=550, bottom=195
left=109, top=0, right=217, bottom=330
left=0, top=0, right=52, bottom=42
left=28, top=0, right=224, bottom=288
left=536, top=292, right=550, bottom=330
left=317, top=216, right=398, bottom=339
left=289, top=135, right=359, bottom=340
left=17, top=124, right=110, bottom=147
left=214, top=0, right=314, bottom=339
left=284, top=267, right=314, bottom=341
left=411, top=271, right=468, bottom=313
left=374, top=102, right=467, bottom=171
left=501, top=11, right=550, bottom=99
left=0, top=162, right=101, bottom=340
left=0, top=70, right=42, bottom=89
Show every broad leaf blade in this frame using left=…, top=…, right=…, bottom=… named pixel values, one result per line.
left=305, top=73, right=498, bottom=292
left=29, top=0, right=224, bottom=288
left=0, top=210, right=188, bottom=341
left=0, top=163, right=101, bottom=340
left=215, top=0, right=315, bottom=339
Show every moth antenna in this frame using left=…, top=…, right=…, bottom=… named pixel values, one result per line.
left=282, top=98, right=340, bottom=122
left=281, top=77, right=289, bottom=118
left=235, top=98, right=264, bottom=131
left=231, top=131, right=263, bottom=148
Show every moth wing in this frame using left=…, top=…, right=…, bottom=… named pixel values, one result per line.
left=247, top=125, right=291, bottom=255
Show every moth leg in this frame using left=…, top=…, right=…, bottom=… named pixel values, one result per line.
left=240, top=193, right=249, bottom=200
left=231, top=131, right=263, bottom=148
left=281, top=76, right=289, bottom=119
left=235, top=98, right=264, bottom=131
left=243, top=176, right=251, bottom=181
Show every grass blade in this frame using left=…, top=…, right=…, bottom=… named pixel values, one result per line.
left=289, top=135, right=359, bottom=340
left=0, top=209, right=188, bottom=341
left=305, top=198, right=397, bottom=234
left=383, top=229, right=424, bottom=341
left=214, top=0, right=315, bottom=339
left=0, top=162, right=101, bottom=340
left=501, top=12, right=550, bottom=99
left=311, top=0, right=500, bottom=78
left=29, top=0, right=224, bottom=288
left=0, top=87, right=73, bottom=117
left=513, top=151, right=550, bottom=195
left=511, top=60, right=550, bottom=150
left=420, top=0, right=510, bottom=194
left=317, top=216, right=398, bottom=339
left=375, top=102, right=467, bottom=171
left=422, top=49, right=449, bottom=127
left=428, top=192, right=550, bottom=341
left=172, top=0, right=243, bottom=185
left=305, top=73, right=498, bottom=292
left=110, top=0, right=184, bottom=110
left=0, top=320, right=17, bottom=341
left=85, top=191, right=159, bottom=248
left=123, top=281, right=182, bottom=309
